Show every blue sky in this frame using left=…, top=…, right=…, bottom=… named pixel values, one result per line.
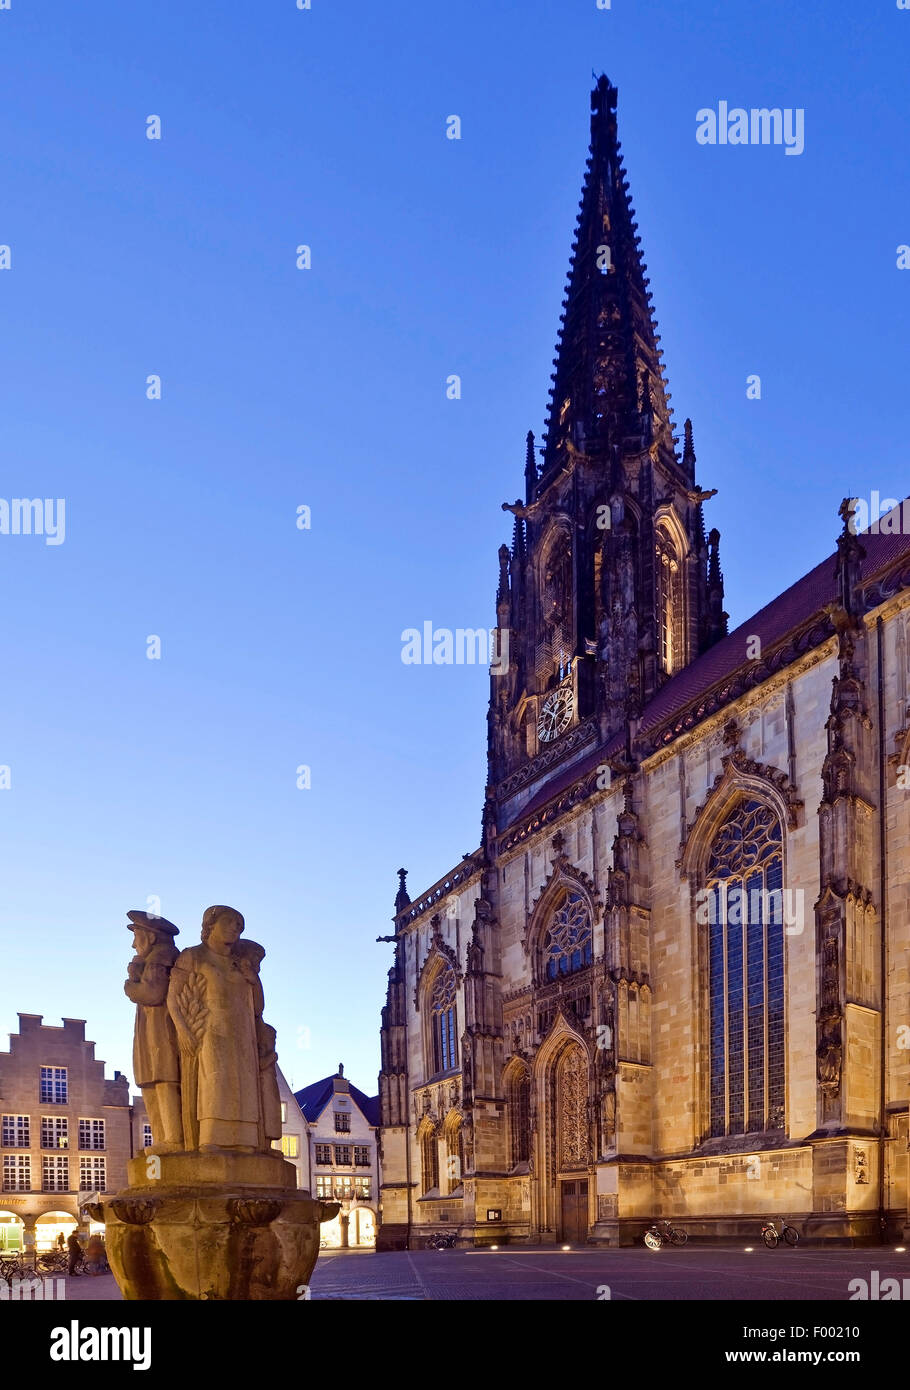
left=1, top=0, right=908, bottom=1095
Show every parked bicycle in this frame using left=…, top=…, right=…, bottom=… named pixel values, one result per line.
left=0, top=1253, right=40, bottom=1288
left=761, top=1216, right=799, bottom=1248
left=425, top=1231, right=456, bottom=1250
left=643, top=1219, right=688, bottom=1250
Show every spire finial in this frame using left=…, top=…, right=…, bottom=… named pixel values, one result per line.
left=394, top=867, right=410, bottom=913
left=524, top=430, right=537, bottom=503
left=683, top=418, right=695, bottom=469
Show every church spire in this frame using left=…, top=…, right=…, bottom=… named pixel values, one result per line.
left=541, top=74, right=677, bottom=481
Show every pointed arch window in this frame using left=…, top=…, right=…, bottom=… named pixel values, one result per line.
left=655, top=527, right=681, bottom=676
left=420, top=1125, right=439, bottom=1195
left=704, top=799, right=785, bottom=1138
left=429, top=966, right=458, bottom=1074
left=543, top=892, right=593, bottom=980
left=506, top=1067, right=531, bottom=1167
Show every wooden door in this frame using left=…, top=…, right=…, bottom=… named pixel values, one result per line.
left=559, top=1179, right=588, bottom=1242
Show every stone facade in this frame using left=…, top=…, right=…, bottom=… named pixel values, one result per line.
left=377, top=76, right=910, bottom=1249
left=0, top=1015, right=134, bottom=1248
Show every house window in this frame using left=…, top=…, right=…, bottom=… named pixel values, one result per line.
left=41, top=1117, right=69, bottom=1150
left=430, top=967, right=458, bottom=1074
left=705, top=799, right=785, bottom=1139
left=42, top=1156, right=69, bottom=1192
left=1, top=1115, right=30, bottom=1147
left=78, top=1119, right=105, bottom=1151
left=314, top=1144, right=332, bottom=1165
left=280, top=1135, right=299, bottom=1159
left=280, top=1102, right=287, bottom=1124
left=2, top=1155, right=30, bottom=1192
left=354, top=1177, right=372, bottom=1200
left=334, top=1111, right=350, bottom=1133
left=334, top=1177, right=354, bottom=1200
left=334, top=1145, right=351, bottom=1166
left=353, top=1146, right=370, bottom=1167
left=39, top=1067, right=67, bottom=1104
left=316, top=1176, right=333, bottom=1199
left=79, top=1157, right=106, bottom=1192
left=543, top=892, right=593, bottom=979
left=142, top=1124, right=153, bottom=1150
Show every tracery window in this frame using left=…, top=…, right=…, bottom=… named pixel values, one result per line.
left=430, top=967, right=458, bottom=1074
left=704, top=799, right=785, bottom=1138
left=543, top=892, right=593, bottom=980
left=655, top=528, right=681, bottom=676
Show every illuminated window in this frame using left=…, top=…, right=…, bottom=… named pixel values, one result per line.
left=316, top=1175, right=333, bottom=1199
left=354, top=1177, right=372, bottom=1200
left=705, top=799, right=785, bottom=1138
left=41, top=1117, right=68, bottom=1150
left=655, top=527, right=682, bottom=677
left=280, top=1135, right=299, bottom=1159
left=280, top=1102, right=287, bottom=1124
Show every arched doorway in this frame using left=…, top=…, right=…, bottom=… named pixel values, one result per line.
left=349, top=1207, right=376, bottom=1247
left=0, top=1211, right=24, bottom=1252
left=35, top=1211, right=77, bottom=1252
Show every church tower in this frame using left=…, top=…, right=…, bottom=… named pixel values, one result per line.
left=489, top=76, right=726, bottom=814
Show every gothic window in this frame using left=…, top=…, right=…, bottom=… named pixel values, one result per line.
left=543, top=892, right=593, bottom=980
left=655, top=527, right=681, bottom=676
left=420, top=1125, right=439, bottom=1195
left=429, top=966, right=458, bottom=1075
left=444, top=1117, right=464, bottom=1193
left=541, top=532, right=573, bottom=682
left=704, top=799, right=785, bottom=1138
left=507, top=1067, right=531, bottom=1167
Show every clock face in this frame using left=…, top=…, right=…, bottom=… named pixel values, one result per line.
left=537, top=686, right=574, bottom=743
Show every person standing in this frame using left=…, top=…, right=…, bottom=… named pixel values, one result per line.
left=67, top=1230, right=83, bottom=1277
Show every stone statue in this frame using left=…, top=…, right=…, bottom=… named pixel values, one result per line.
left=167, top=905, right=283, bottom=1153
left=108, top=900, right=338, bottom=1300
left=124, top=911, right=183, bottom=1153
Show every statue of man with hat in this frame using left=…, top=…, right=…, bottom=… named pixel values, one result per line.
left=124, top=910, right=183, bottom=1152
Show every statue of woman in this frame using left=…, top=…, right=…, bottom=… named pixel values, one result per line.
left=166, top=906, right=282, bottom=1153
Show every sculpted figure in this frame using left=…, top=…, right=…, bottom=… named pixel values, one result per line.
left=124, top=911, right=183, bottom=1153
left=167, top=905, right=283, bottom=1153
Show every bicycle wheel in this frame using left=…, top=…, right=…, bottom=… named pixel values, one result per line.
left=762, top=1228, right=779, bottom=1248
left=670, top=1229, right=688, bottom=1246
left=783, top=1226, right=799, bottom=1247
left=644, top=1231, right=662, bottom=1250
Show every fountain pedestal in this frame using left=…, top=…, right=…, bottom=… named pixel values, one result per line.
left=98, top=1153, right=339, bottom=1301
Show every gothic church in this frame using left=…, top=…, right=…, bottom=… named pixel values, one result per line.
left=377, top=76, right=910, bottom=1247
